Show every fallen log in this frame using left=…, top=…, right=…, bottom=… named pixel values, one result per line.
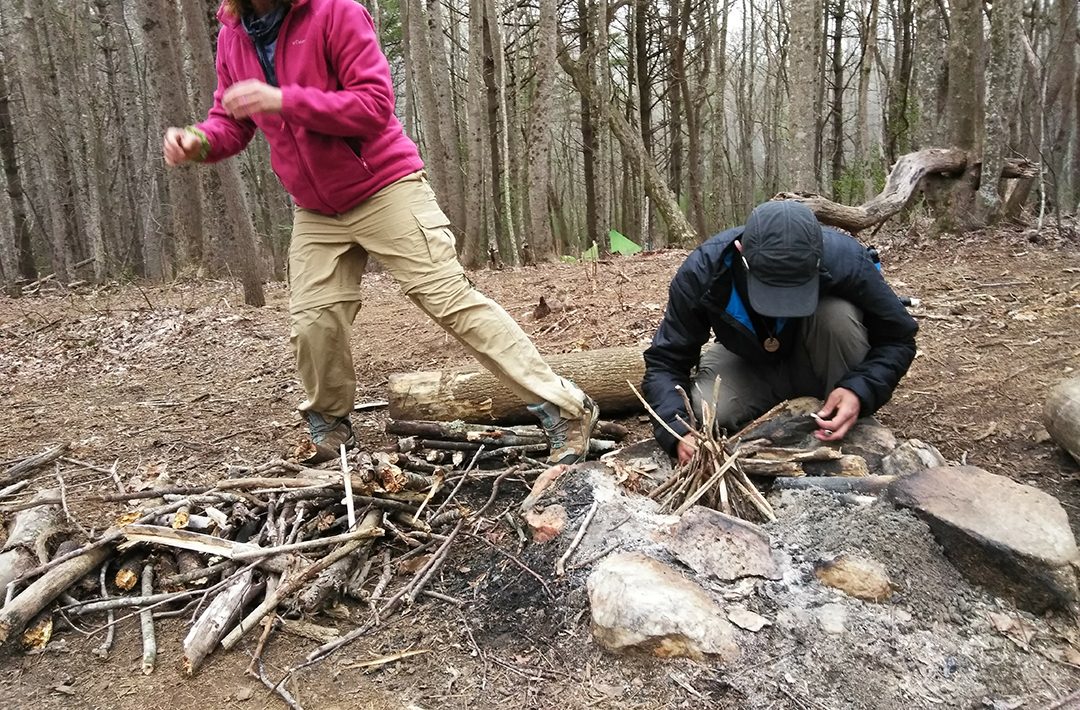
left=1044, top=376, right=1080, bottom=465
left=0, top=489, right=64, bottom=592
left=0, top=543, right=112, bottom=645
left=774, top=148, right=1039, bottom=233
left=388, top=346, right=647, bottom=424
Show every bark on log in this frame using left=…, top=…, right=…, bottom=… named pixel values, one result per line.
left=388, top=346, right=647, bottom=424
left=182, top=567, right=260, bottom=675
left=1044, top=376, right=1080, bottom=465
left=773, top=148, right=1039, bottom=233
left=0, top=489, right=64, bottom=592
left=0, top=543, right=112, bottom=645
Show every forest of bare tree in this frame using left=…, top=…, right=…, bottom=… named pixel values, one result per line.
left=0, top=0, right=1076, bottom=298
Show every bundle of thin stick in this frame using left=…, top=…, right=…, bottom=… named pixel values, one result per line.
left=628, top=381, right=776, bottom=522
left=0, top=442, right=537, bottom=709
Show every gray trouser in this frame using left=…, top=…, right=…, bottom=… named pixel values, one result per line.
left=692, top=297, right=870, bottom=431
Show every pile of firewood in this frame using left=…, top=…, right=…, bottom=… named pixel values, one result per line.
left=0, top=422, right=621, bottom=706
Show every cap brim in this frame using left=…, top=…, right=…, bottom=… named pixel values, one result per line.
left=746, top=274, right=819, bottom=318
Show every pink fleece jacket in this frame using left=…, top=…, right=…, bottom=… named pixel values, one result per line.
left=195, top=0, right=424, bottom=215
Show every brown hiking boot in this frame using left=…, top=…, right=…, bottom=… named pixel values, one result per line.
left=528, top=395, right=600, bottom=465
left=295, top=411, right=355, bottom=466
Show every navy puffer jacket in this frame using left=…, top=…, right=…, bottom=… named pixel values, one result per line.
left=642, top=225, right=918, bottom=455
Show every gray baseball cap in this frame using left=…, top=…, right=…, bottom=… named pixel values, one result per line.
left=741, top=201, right=824, bottom=318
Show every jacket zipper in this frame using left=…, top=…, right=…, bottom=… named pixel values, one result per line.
left=255, top=9, right=337, bottom=214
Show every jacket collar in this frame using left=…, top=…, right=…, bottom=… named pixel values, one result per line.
left=218, top=0, right=308, bottom=29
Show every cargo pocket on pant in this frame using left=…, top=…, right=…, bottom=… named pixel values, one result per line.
left=414, top=203, right=458, bottom=264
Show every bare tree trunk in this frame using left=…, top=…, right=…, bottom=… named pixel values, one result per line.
left=483, top=0, right=516, bottom=265
left=736, top=0, right=755, bottom=216
left=404, top=0, right=461, bottom=232
left=136, top=0, right=206, bottom=277
left=13, top=0, right=72, bottom=282
left=788, top=0, right=822, bottom=190
left=594, top=0, right=612, bottom=256
left=461, top=0, right=487, bottom=267
left=0, top=35, right=35, bottom=285
left=179, top=0, right=266, bottom=306
left=576, top=0, right=603, bottom=254
left=912, top=0, right=947, bottom=148
left=558, top=44, right=699, bottom=246
left=678, top=0, right=708, bottom=237
left=427, top=0, right=466, bottom=233
left=854, top=0, right=880, bottom=201
left=885, top=0, right=915, bottom=161
left=976, top=0, right=1022, bottom=221
left=940, top=0, right=984, bottom=230
left=829, top=0, right=845, bottom=197
left=51, top=12, right=104, bottom=283
left=525, top=0, right=557, bottom=260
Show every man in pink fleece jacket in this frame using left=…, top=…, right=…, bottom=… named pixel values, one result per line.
left=163, top=0, right=598, bottom=465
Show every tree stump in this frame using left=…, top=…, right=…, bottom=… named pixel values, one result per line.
left=388, top=346, right=647, bottom=424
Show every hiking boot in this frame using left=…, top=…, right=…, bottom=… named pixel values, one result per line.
left=528, top=395, right=600, bottom=465
left=296, top=411, right=355, bottom=466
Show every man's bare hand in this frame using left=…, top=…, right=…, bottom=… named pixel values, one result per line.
left=163, top=127, right=203, bottom=166
left=223, top=80, right=283, bottom=119
left=676, top=435, right=696, bottom=465
left=813, top=387, right=860, bottom=441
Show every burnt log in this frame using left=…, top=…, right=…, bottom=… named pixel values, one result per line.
left=774, top=148, right=1038, bottom=233
left=388, top=346, right=647, bottom=424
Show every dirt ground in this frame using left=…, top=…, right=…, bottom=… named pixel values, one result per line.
left=1, top=218, right=1079, bottom=709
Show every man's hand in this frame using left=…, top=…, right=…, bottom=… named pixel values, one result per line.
left=813, top=387, right=860, bottom=441
left=676, top=435, right=696, bottom=465
left=223, top=80, right=283, bottom=119
left=163, top=127, right=203, bottom=166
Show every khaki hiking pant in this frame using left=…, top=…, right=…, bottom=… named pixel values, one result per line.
left=692, top=297, right=870, bottom=431
left=288, top=171, right=588, bottom=421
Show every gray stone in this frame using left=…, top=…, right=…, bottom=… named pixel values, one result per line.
left=664, top=506, right=782, bottom=581
left=816, top=603, right=848, bottom=634
left=889, top=465, right=1080, bottom=613
left=881, top=439, right=947, bottom=477
left=587, top=552, right=739, bottom=661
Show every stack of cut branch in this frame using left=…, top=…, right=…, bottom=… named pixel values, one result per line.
left=630, top=382, right=776, bottom=522
left=387, top=419, right=626, bottom=470
left=0, top=440, right=535, bottom=699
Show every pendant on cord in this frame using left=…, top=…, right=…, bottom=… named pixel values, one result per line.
left=764, top=337, right=780, bottom=352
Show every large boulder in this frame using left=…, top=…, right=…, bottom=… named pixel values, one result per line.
left=587, top=552, right=739, bottom=662
left=889, top=465, right=1080, bottom=613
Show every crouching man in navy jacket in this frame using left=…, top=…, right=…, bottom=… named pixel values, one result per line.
left=642, top=201, right=918, bottom=464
